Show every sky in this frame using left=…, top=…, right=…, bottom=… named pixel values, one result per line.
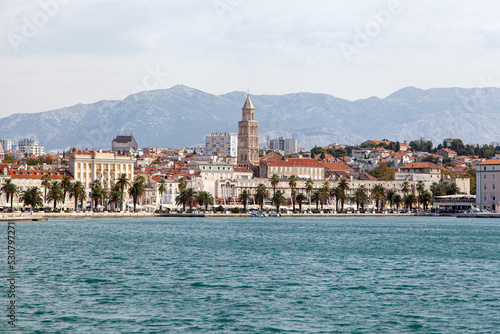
left=1, top=0, right=500, bottom=118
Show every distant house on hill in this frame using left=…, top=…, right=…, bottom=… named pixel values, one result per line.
left=112, top=134, right=138, bottom=155
left=436, top=148, right=457, bottom=160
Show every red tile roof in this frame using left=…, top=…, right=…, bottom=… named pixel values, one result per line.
left=400, top=162, right=441, bottom=169
left=479, top=159, right=500, bottom=165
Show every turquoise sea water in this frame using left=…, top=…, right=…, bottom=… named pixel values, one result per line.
left=3, top=216, right=500, bottom=333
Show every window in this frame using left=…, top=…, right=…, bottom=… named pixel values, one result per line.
left=493, top=184, right=496, bottom=190
left=484, top=175, right=487, bottom=179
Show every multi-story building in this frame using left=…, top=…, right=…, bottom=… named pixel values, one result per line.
left=0, top=139, right=12, bottom=152
left=238, top=94, right=259, bottom=168
left=260, top=158, right=325, bottom=180
left=111, top=134, right=138, bottom=155
left=18, top=138, right=45, bottom=156
left=266, top=137, right=298, bottom=155
left=476, top=158, right=500, bottom=212
left=68, top=148, right=135, bottom=193
left=205, top=133, right=238, bottom=158
left=395, top=162, right=442, bottom=182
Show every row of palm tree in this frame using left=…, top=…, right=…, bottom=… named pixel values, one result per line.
left=175, top=187, right=214, bottom=212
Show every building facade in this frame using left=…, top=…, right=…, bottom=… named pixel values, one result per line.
left=0, top=139, right=12, bottom=152
left=476, top=158, right=500, bottom=212
left=237, top=95, right=259, bottom=168
left=205, top=133, right=238, bottom=158
left=18, top=138, right=45, bottom=156
left=266, top=137, right=298, bottom=155
left=111, top=134, right=138, bottom=155
left=68, top=149, right=135, bottom=193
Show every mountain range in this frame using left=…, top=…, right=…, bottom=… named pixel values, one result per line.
left=1, top=85, right=500, bottom=152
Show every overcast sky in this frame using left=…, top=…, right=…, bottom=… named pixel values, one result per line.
left=1, top=0, right=500, bottom=118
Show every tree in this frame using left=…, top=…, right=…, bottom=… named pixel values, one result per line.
left=116, top=173, right=130, bottom=211
left=419, top=190, right=433, bottom=211
left=368, top=163, right=395, bottom=180
left=157, top=179, right=167, bottom=206
left=401, top=181, right=411, bottom=203
left=175, top=190, right=188, bottom=212
left=178, top=177, right=187, bottom=191
left=331, top=187, right=342, bottom=212
left=446, top=182, right=460, bottom=195
left=41, top=174, right=52, bottom=204
left=386, top=189, right=396, bottom=209
left=405, top=194, right=417, bottom=211
left=337, top=178, right=350, bottom=211
left=351, top=186, right=369, bottom=211
left=196, top=191, right=213, bottom=211
left=90, top=180, right=106, bottom=210
left=128, top=178, right=146, bottom=212
left=270, top=174, right=280, bottom=196
left=20, top=187, right=43, bottom=210
left=305, top=179, right=314, bottom=208
left=61, top=175, right=72, bottom=209
left=184, top=188, right=197, bottom=212
left=371, top=184, right=386, bottom=211
left=239, top=190, right=250, bottom=212
left=272, top=190, right=286, bottom=212
left=108, top=189, right=124, bottom=211
left=296, top=193, right=306, bottom=212
left=393, top=194, right=403, bottom=211
left=430, top=182, right=445, bottom=198
left=311, top=190, right=322, bottom=210
left=288, top=175, right=298, bottom=211
left=254, top=184, right=269, bottom=211
left=47, top=181, right=64, bottom=211
left=1, top=179, right=18, bottom=212
left=322, top=181, right=331, bottom=205
left=70, top=181, right=84, bottom=211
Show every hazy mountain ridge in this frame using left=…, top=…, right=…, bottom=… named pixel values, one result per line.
left=1, top=85, right=500, bottom=152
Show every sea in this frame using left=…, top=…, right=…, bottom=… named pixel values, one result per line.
left=3, top=216, right=500, bottom=333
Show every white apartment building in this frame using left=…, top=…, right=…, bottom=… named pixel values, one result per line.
left=476, top=159, right=500, bottom=212
left=0, top=139, right=12, bottom=152
left=266, top=137, right=298, bottom=155
left=18, top=138, right=45, bottom=156
left=205, top=133, right=238, bottom=158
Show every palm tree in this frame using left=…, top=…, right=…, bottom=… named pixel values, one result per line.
left=116, top=173, right=130, bottom=211
left=288, top=175, right=298, bottom=211
left=419, top=190, right=433, bottom=211
left=322, top=181, right=331, bottom=205
left=371, top=184, right=386, bottom=212
left=385, top=189, right=396, bottom=210
left=20, top=187, right=43, bottom=210
left=90, top=180, right=105, bottom=210
left=270, top=174, right=280, bottom=196
left=175, top=190, right=188, bottom=212
left=69, top=181, right=84, bottom=211
left=405, top=194, right=417, bottom=211
left=311, top=190, right=323, bottom=210
left=305, top=179, right=314, bottom=208
left=446, top=182, right=460, bottom=195
left=41, top=174, right=52, bottom=204
left=108, top=189, right=124, bottom=211
left=393, top=194, right=403, bottom=211
left=184, top=188, right=196, bottom=212
left=254, top=183, right=268, bottom=211
left=195, top=191, right=213, bottom=211
left=78, top=186, right=86, bottom=211
left=158, top=179, right=167, bottom=206
left=351, top=186, right=369, bottom=211
left=178, top=177, right=187, bottom=191
left=47, top=181, right=63, bottom=211
left=331, top=187, right=342, bottom=212
left=128, top=179, right=146, bottom=212
left=338, top=178, right=350, bottom=211
left=1, top=179, right=18, bottom=212
left=401, top=181, right=411, bottom=202
left=295, top=193, right=306, bottom=212
left=239, top=190, right=250, bottom=212
left=272, top=190, right=286, bottom=212
left=61, top=175, right=72, bottom=209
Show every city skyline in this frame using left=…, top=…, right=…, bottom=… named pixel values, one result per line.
left=1, top=1, right=500, bottom=118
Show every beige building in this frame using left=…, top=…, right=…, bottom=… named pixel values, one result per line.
left=68, top=149, right=135, bottom=191
left=476, top=158, right=500, bottom=212
left=237, top=94, right=259, bottom=168
left=260, top=158, right=325, bottom=180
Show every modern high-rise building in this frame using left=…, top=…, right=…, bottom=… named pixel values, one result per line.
left=0, top=139, right=12, bottom=152
left=237, top=94, right=259, bottom=167
left=18, top=138, right=45, bottom=156
left=205, top=133, right=237, bottom=157
left=266, top=137, right=298, bottom=154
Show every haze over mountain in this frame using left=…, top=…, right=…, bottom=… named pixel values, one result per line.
left=1, top=85, right=500, bottom=152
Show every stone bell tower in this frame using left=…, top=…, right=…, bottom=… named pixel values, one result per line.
left=237, top=94, right=259, bottom=167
